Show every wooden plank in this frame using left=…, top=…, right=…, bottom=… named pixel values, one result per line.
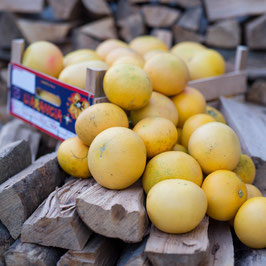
left=247, top=79, right=266, bottom=105
left=246, top=15, right=266, bottom=49
left=172, top=25, right=204, bottom=43
left=79, top=17, right=117, bottom=41
left=206, top=19, right=240, bottom=48
left=86, top=68, right=106, bottom=97
left=118, top=12, right=146, bottom=42
left=188, top=71, right=247, bottom=101
left=11, top=39, right=24, bottom=64
left=48, top=0, right=80, bottom=20
left=0, top=119, right=41, bottom=161
left=82, top=0, right=111, bottom=17
left=201, top=219, right=234, bottom=266
left=203, top=0, right=266, bottom=21
left=0, top=140, right=31, bottom=185
left=145, top=216, right=209, bottom=266
left=76, top=182, right=149, bottom=243
left=234, top=46, right=248, bottom=72
left=152, top=29, right=172, bottom=49
left=178, top=7, right=202, bottom=32
left=0, top=152, right=66, bottom=239
left=142, top=5, right=180, bottom=27
left=117, top=237, right=150, bottom=266
left=4, top=239, right=63, bottom=266
left=0, top=13, right=23, bottom=49
left=0, top=222, right=14, bottom=266
left=21, top=178, right=94, bottom=250
left=220, top=97, right=266, bottom=196
left=57, top=235, right=120, bottom=266
left=0, top=0, right=44, bottom=13
left=16, top=19, right=75, bottom=43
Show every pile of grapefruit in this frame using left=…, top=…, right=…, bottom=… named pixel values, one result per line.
left=23, top=36, right=266, bottom=249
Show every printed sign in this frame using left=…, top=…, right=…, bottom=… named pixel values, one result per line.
left=9, top=63, right=93, bottom=141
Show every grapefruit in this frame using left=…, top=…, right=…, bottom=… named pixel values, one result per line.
left=88, top=127, right=146, bottom=189
left=206, top=105, right=226, bottom=123
left=246, top=184, right=262, bottom=199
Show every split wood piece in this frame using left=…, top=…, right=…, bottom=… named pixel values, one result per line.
left=82, top=0, right=111, bottom=17
left=0, top=140, right=31, bottom=185
left=0, top=222, right=14, bottom=266
left=0, top=106, right=13, bottom=125
left=178, top=7, right=202, bottom=32
left=0, top=119, right=41, bottom=161
left=203, top=0, right=266, bottom=21
left=145, top=216, right=209, bottom=266
left=201, top=219, right=234, bottom=266
left=4, top=239, right=63, bottom=266
left=16, top=18, right=76, bottom=43
left=246, top=15, right=266, bottom=50
left=118, top=12, right=146, bottom=42
left=172, top=25, right=204, bottom=43
left=130, top=0, right=201, bottom=8
left=220, top=97, right=266, bottom=196
left=152, top=29, right=172, bottom=49
left=79, top=17, right=117, bottom=41
left=206, top=19, right=240, bottom=49
left=0, top=152, right=66, bottom=239
left=48, top=0, right=81, bottom=20
left=57, top=235, right=120, bottom=266
left=21, top=178, right=94, bottom=250
left=248, top=68, right=266, bottom=80
left=0, top=0, right=44, bottom=14
left=72, top=29, right=101, bottom=50
left=0, top=13, right=23, bottom=49
left=116, top=0, right=140, bottom=21
left=142, top=5, right=180, bottom=28
left=76, top=182, right=149, bottom=243
left=247, top=79, right=266, bottom=105
left=117, top=237, right=150, bottom=266
left=234, top=238, right=266, bottom=266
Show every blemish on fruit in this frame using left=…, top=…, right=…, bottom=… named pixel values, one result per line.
left=238, top=189, right=244, bottom=198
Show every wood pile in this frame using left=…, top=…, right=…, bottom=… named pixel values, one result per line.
left=0, top=97, right=265, bottom=265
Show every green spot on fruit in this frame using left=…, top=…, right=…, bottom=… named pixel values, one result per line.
left=238, top=189, right=244, bottom=198
left=100, top=145, right=106, bottom=158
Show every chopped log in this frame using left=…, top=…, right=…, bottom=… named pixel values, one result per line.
left=246, top=15, right=266, bottom=49
left=0, top=140, right=31, bottom=185
left=151, top=29, right=172, bottom=49
left=201, top=219, right=234, bottom=266
left=248, top=68, right=266, bottom=80
left=4, top=239, right=63, bottom=266
left=116, top=0, right=140, bottom=21
left=0, top=13, right=23, bottom=49
left=82, top=0, right=111, bottom=17
left=0, top=106, right=13, bottom=125
left=76, top=182, right=149, bottom=243
left=206, top=19, right=240, bottom=48
left=130, top=0, right=201, bottom=7
left=117, top=237, right=150, bottom=266
left=142, top=5, right=180, bottom=28
left=220, top=97, right=266, bottom=196
left=234, top=234, right=266, bottom=266
left=21, top=178, right=94, bottom=250
left=0, top=0, right=44, bottom=14
left=48, top=0, right=81, bottom=20
left=178, top=7, right=202, bottom=32
left=57, top=235, right=120, bottom=266
left=16, top=18, right=75, bottom=43
left=203, top=0, right=266, bottom=21
left=72, top=29, right=101, bottom=50
left=0, top=152, right=66, bottom=239
left=145, top=216, right=209, bottom=266
left=79, top=17, right=117, bottom=41
left=118, top=12, right=146, bottom=42
left=0, top=222, right=14, bottom=266
left=172, top=25, right=204, bottom=43
left=247, top=80, right=266, bottom=105
left=0, top=119, right=41, bottom=161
